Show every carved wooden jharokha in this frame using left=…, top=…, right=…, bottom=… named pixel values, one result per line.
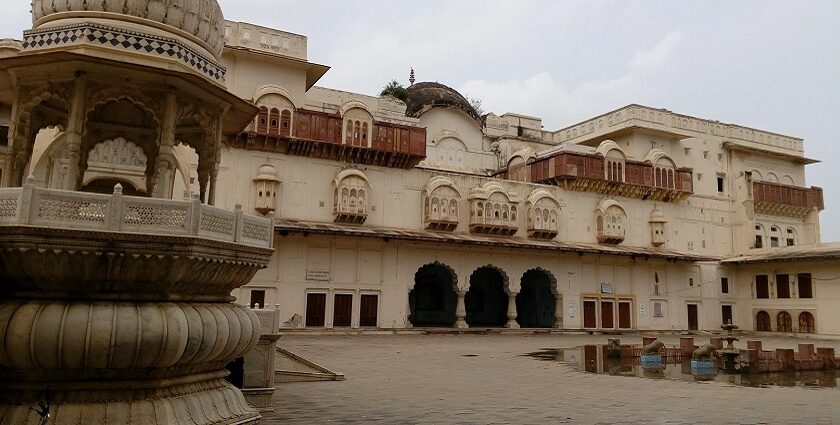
left=0, top=1, right=270, bottom=424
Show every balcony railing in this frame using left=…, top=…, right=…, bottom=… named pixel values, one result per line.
left=0, top=184, right=274, bottom=248
left=521, top=152, right=693, bottom=202
left=228, top=109, right=427, bottom=169
left=753, top=181, right=824, bottom=217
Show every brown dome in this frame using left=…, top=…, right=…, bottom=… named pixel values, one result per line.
left=404, top=82, right=481, bottom=123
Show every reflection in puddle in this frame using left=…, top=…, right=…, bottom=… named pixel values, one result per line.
left=524, top=345, right=839, bottom=389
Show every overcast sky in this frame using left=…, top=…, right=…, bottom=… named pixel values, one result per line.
left=4, top=1, right=839, bottom=239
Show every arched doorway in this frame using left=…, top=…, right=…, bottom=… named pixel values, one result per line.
left=409, top=262, right=457, bottom=327
left=777, top=311, right=792, bottom=333
left=516, top=268, right=556, bottom=328
left=465, top=266, right=508, bottom=327
left=81, top=178, right=145, bottom=196
left=756, top=311, right=771, bottom=331
left=798, top=312, right=815, bottom=333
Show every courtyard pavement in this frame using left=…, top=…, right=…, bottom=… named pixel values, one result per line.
left=263, top=333, right=840, bottom=424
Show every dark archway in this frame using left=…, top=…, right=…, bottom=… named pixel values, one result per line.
left=409, top=262, right=457, bottom=327
left=81, top=178, right=145, bottom=196
left=465, top=266, right=508, bottom=327
left=516, top=268, right=556, bottom=328
left=756, top=311, right=771, bottom=331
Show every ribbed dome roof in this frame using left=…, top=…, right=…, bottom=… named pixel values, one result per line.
left=404, top=82, right=481, bottom=122
left=31, top=0, right=225, bottom=58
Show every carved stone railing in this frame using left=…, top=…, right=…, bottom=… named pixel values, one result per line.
left=526, top=152, right=693, bottom=202
left=0, top=182, right=273, bottom=248
left=753, top=181, right=824, bottom=218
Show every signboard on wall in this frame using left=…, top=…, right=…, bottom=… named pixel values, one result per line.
left=306, top=269, right=330, bottom=281
left=639, top=303, right=646, bottom=317
left=600, top=282, right=614, bottom=294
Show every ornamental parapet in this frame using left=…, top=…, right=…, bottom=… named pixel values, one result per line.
left=525, top=151, right=693, bottom=202
left=0, top=182, right=273, bottom=249
left=228, top=109, right=427, bottom=169
left=753, top=181, right=824, bottom=218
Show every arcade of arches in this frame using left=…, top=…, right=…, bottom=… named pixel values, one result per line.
left=754, top=310, right=816, bottom=333
left=409, top=263, right=562, bottom=329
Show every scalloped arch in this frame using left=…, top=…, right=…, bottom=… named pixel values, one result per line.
left=595, top=198, right=626, bottom=215
left=254, top=85, right=299, bottom=109
left=424, top=176, right=462, bottom=198
left=334, top=167, right=370, bottom=188
left=526, top=189, right=560, bottom=208
left=339, top=100, right=373, bottom=118
left=595, top=140, right=625, bottom=158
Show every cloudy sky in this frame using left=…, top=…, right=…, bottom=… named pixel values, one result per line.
left=3, top=1, right=839, bottom=239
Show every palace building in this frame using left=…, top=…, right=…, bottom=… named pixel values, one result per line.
left=1, top=16, right=836, bottom=337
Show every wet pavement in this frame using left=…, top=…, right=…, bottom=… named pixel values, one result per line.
left=524, top=345, right=839, bottom=390
left=263, top=333, right=840, bottom=424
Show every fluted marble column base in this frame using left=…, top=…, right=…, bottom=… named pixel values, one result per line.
left=0, top=377, right=259, bottom=425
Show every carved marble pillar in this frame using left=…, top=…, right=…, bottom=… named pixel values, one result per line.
left=505, top=291, right=519, bottom=329
left=152, top=91, right=177, bottom=199
left=554, top=294, right=564, bottom=328
left=63, top=74, right=87, bottom=191
left=208, top=164, right=218, bottom=205
left=455, top=290, right=468, bottom=329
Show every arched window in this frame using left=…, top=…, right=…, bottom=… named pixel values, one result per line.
left=754, top=224, right=766, bottom=249
left=256, top=106, right=269, bottom=133
left=280, top=109, right=292, bottom=137
left=353, top=121, right=361, bottom=146
left=361, top=122, right=369, bottom=146
left=756, top=311, right=771, bottom=331
left=595, top=200, right=627, bottom=244
left=423, top=178, right=461, bottom=231
left=334, top=169, right=370, bottom=224
left=798, top=312, right=815, bottom=333
left=777, top=311, right=792, bottom=333
left=769, top=226, right=781, bottom=247
left=786, top=228, right=797, bottom=247
left=345, top=120, right=353, bottom=144
left=268, top=108, right=280, bottom=135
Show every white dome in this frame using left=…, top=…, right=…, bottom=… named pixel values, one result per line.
left=31, top=0, right=225, bottom=59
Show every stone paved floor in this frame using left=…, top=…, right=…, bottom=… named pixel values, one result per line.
left=262, top=333, right=840, bottom=424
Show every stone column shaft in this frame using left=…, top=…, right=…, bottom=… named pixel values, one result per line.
left=153, top=91, right=178, bottom=199
left=554, top=294, right=564, bottom=328
left=63, top=75, right=88, bottom=191
left=505, top=291, right=519, bottom=329
left=455, top=290, right=468, bottom=329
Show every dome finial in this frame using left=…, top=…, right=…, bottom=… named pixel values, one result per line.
left=409, top=67, right=416, bottom=85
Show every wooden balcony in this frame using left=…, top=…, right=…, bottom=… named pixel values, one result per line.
left=528, top=227, right=559, bottom=240
left=525, top=152, right=693, bottom=202
left=753, top=181, right=824, bottom=218
left=227, top=109, right=426, bottom=169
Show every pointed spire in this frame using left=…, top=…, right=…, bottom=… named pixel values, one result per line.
left=409, top=67, right=416, bottom=85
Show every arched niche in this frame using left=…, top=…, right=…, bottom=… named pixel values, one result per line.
left=526, top=189, right=560, bottom=239
left=342, top=105, right=373, bottom=148
left=468, top=182, right=519, bottom=236
left=81, top=137, right=148, bottom=194
left=423, top=176, right=461, bottom=231
left=645, top=149, right=676, bottom=189
left=595, top=198, right=627, bottom=244
left=596, top=140, right=625, bottom=183
left=333, top=168, right=370, bottom=224
left=254, top=93, right=295, bottom=137
left=434, top=136, right=467, bottom=167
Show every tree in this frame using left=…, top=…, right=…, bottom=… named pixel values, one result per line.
left=380, top=80, right=408, bottom=101
left=467, top=97, right=485, bottom=116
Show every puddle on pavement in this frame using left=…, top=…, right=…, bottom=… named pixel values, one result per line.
left=524, top=345, right=839, bottom=390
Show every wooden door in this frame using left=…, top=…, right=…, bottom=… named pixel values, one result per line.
left=721, top=305, right=733, bottom=325
left=583, top=300, right=597, bottom=328
left=687, top=304, right=699, bottom=330
left=600, top=301, right=614, bottom=329
left=333, top=294, right=353, bottom=327
left=359, top=294, right=379, bottom=327
left=305, top=293, right=326, bottom=327
left=618, top=302, right=632, bottom=329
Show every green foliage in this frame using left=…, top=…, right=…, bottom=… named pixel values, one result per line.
left=380, top=80, right=408, bottom=101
